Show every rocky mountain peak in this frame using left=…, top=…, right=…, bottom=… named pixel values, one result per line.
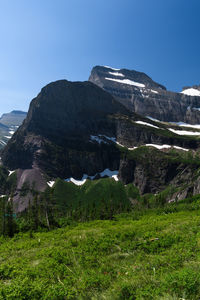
left=89, top=66, right=200, bottom=124
left=1, top=79, right=129, bottom=171
left=0, top=110, right=27, bottom=127
left=89, top=65, right=166, bottom=91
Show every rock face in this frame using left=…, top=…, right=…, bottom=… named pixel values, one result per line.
left=1, top=80, right=129, bottom=178
left=118, top=146, right=200, bottom=201
left=89, top=66, right=200, bottom=124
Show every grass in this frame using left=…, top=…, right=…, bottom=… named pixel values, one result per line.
left=1, top=197, right=200, bottom=299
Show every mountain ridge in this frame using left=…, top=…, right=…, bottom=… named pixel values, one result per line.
left=2, top=77, right=200, bottom=212
left=89, top=65, right=200, bottom=124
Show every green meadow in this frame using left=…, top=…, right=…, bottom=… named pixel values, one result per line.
left=1, top=195, right=200, bottom=299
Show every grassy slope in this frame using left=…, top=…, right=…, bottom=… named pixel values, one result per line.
left=1, top=198, right=200, bottom=299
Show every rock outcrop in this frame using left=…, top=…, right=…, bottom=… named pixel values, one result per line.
left=118, top=146, right=200, bottom=200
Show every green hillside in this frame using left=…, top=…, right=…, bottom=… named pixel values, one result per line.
left=1, top=197, right=200, bottom=299
left=51, top=178, right=135, bottom=221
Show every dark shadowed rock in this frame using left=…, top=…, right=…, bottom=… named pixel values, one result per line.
left=1, top=80, right=129, bottom=177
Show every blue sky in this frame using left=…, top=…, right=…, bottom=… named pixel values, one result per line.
left=0, top=0, right=200, bottom=115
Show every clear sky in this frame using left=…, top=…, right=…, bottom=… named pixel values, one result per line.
left=0, top=0, right=200, bottom=115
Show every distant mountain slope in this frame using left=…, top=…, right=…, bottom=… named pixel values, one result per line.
left=89, top=66, right=200, bottom=124
left=0, top=110, right=27, bottom=126
left=0, top=110, right=27, bottom=150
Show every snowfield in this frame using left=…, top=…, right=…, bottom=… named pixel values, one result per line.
left=146, top=144, right=189, bottom=151
left=151, top=90, right=158, bottom=94
left=169, top=128, right=200, bottom=136
left=65, top=169, right=119, bottom=185
left=105, top=77, right=145, bottom=88
left=171, top=122, right=200, bottom=129
left=135, top=120, right=159, bottom=129
left=181, top=88, right=200, bottom=97
left=108, top=71, right=124, bottom=77
left=104, top=66, right=120, bottom=71
left=47, top=181, right=55, bottom=187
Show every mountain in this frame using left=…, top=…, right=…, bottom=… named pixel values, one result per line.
left=0, top=110, right=27, bottom=127
left=0, top=110, right=27, bottom=150
left=1, top=80, right=128, bottom=174
left=89, top=66, right=200, bottom=124
left=2, top=79, right=200, bottom=212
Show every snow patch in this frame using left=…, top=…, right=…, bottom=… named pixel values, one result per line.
left=135, top=120, right=159, bottom=129
left=127, top=146, right=138, bottom=150
left=108, top=71, right=124, bottom=77
left=145, top=144, right=188, bottom=151
left=90, top=135, right=116, bottom=144
left=47, top=181, right=55, bottom=187
left=181, top=88, right=200, bottom=97
left=192, top=107, right=200, bottom=111
left=146, top=116, right=160, bottom=122
left=173, top=146, right=189, bottom=152
left=65, top=177, right=87, bottom=186
left=8, top=170, right=15, bottom=176
left=9, top=130, right=15, bottom=135
left=105, top=77, right=145, bottom=88
left=99, top=169, right=119, bottom=181
left=151, top=90, right=158, bottom=94
left=65, top=168, right=119, bottom=185
left=169, top=128, right=200, bottom=136
left=4, top=136, right=11, bottom=139
left=104, top=66, right=120, bottom=71
left=102, top=135, right=116, bottom=142
left=90, top=134, right=137, bottom=150
left=90, top=135, right=105, bottom=144
left=171, top=122, right=200, bottom=129
left=146, top=144, right=171, bottom=150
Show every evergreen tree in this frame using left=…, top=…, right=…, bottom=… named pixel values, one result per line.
left=5, top=195, right=16, bottom=237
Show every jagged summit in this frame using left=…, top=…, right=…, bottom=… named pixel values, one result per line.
left=89, top=65, right=166, bottom=91
left=0, top=110, right=27, bottom=127
left=89, top=65, right=200, bottom=124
